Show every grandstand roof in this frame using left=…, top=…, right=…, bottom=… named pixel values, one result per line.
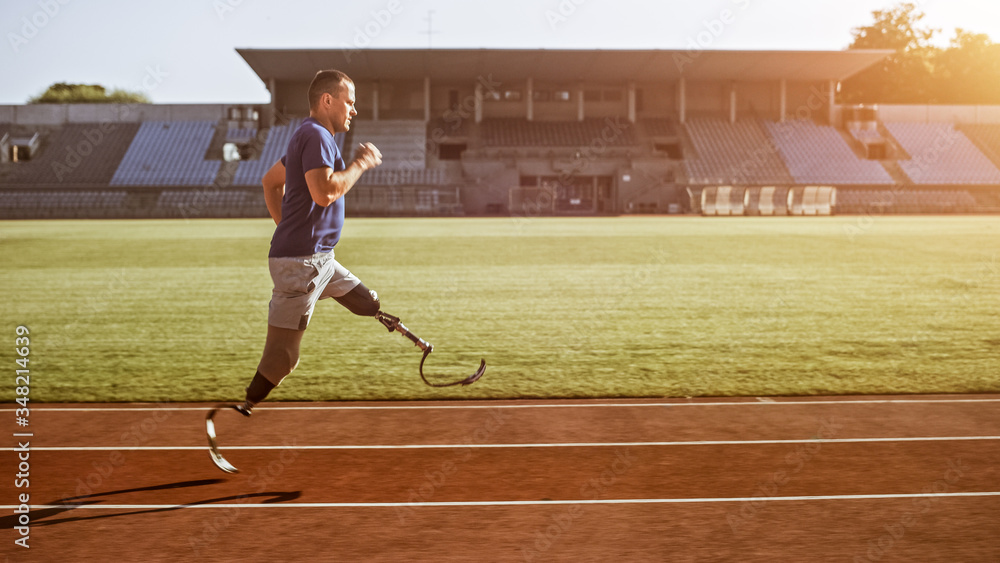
left=237, top=48, right=893, bottom=84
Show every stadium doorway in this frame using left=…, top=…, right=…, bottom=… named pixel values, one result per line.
left=510, top=175, right=615, bottom=216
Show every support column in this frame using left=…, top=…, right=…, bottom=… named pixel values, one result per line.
left=678, top=77, right=686, bottom=124
left=474, top=82, right=483, bottom=124
left=424, top=77, right=431, bottom=122
left=729, top=83, right=737, bottom=124
left=267, top=77, right=277, bottom=125
left=779, top=79, right=787, bottom=123
left=828, top=80, right=836, bottom=125
left=372, top=82, right=379, bottom=121
left=526, top=77, right=534, bottom=122
left=577, top=83, right=585, bottom=121
left=627, top=82, right=636, bottom=123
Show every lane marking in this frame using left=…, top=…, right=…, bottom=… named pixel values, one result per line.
left=8, top=435, right=1000, bottom=452
left=4, top=397, right=1000, bottom=413
left=7, top=491, right=1000, bottom=510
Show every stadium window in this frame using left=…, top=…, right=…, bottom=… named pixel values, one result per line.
left=238, top=143, right=257, bottom=160
left=449, top=90, right=460, bottom=110
left=10, top=144, right=33, bottom=162
left=553, top=90, right=571, bottom=102
left=520, top=175, right=539, bottom=187
left=533, top=90, right=551, bottom=102
left=654, top=142, right=683, bottom=159
left=6, top=133, right=39, bottom=163
left=504, top=89, right=522, bottom=102
left=484, top=90, right=502, bottom=102
left=439, top=143, right=466, bottom=160
left=603, top=90, right=622, bottom=102
left=635, top=88, right=644, bottom=111
left=598, top=177, right=612, bottom=199
left=584, top=90, right=602, bottom=102
left=866, top=142, right=887, bottom=160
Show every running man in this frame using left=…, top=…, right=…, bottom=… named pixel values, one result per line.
left=236, top=69, right=383, bottom=415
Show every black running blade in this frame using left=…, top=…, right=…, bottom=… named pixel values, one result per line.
left=462, top=359, right=487, bottom=385
left=418, top=347, right=487, bottom=388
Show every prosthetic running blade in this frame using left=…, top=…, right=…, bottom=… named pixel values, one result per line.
left=377, top=312, right=486, bottom=387
left=419, top=345, right=487, bottom=388
left=206, top=406, right=240, bottom=474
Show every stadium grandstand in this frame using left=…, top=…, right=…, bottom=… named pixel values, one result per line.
left=3, top=48, right=1000, bottom=219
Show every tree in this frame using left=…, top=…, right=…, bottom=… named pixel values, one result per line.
left=28, top=83, right=151, bottom=104
left=933, top=29, right=1000, bottom=104
left=840, top=2, right=940, bottom=104
left=841, top=2, right=1000, bottom=105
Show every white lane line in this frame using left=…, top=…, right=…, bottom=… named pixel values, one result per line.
left=6, top=491, right=1000, bottom=510
left=8, top=435, right=1000, bottom=452
left=3, top=398, right=1000, bottom=412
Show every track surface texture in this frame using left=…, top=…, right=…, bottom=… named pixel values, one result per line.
left=2, top=395, right=999, bottom=562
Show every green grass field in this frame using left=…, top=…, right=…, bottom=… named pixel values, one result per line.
left=2, top=215, right=998, bottom=402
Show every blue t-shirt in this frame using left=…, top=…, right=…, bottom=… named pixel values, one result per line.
left=269, top=117, right=345, bottom=258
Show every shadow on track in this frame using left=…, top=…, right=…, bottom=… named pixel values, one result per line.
left=1, top=479, right=301, bottom=528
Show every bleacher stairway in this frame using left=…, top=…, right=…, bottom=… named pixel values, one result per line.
left=346, top=120, right=427, bottom=169
left=879, top=160, right=911, bottom=185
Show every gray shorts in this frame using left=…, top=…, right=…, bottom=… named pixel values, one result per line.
left=268, top=251, right=361, bottom=331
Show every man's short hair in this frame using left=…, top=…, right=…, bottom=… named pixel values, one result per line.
left=308, top=70, right=353, bottom=109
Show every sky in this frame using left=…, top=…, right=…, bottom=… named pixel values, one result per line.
left=2, top=0, right=998, bottom=105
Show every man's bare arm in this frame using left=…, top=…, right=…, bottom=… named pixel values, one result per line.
left=304, top=142, right=382, bottom=207
left=261, top=159, right=285, bottom=225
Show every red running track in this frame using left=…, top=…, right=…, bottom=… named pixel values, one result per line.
left=2, top=395, right=999, bottom=562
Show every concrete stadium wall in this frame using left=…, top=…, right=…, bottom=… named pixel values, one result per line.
left=484, top=98, right=528, bottom=119
left=679, top=80, right=833, bottom=122
left=877, top=105, right=1000, bottom=124
left=14, top=101, right=998, bottom=128
left=639, top=82, right=677, bottom=116
left=274, top=81, right=310, bottom=116
left=618, top=160, right=682, bottom=213
left=0, top=104, right=232, bottom=124
left=737, top=81, right=779, bottom=117
left=459, top=159, right=518, bottom=214
left=785, top=81, right=835, bottom=123
left=686, top=82, right=729, bottom=116
left=270, top=78, right=836, bottom=123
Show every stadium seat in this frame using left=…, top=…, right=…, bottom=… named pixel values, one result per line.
left=884, top=122, right=1000, bottom=185
left=683, top=118, right=794, bottom=185
left=230, top=118, right=302, bottom=186
left=766, top=119, right=893, bottom=185
left=112, top=121, right=221, bottom=186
